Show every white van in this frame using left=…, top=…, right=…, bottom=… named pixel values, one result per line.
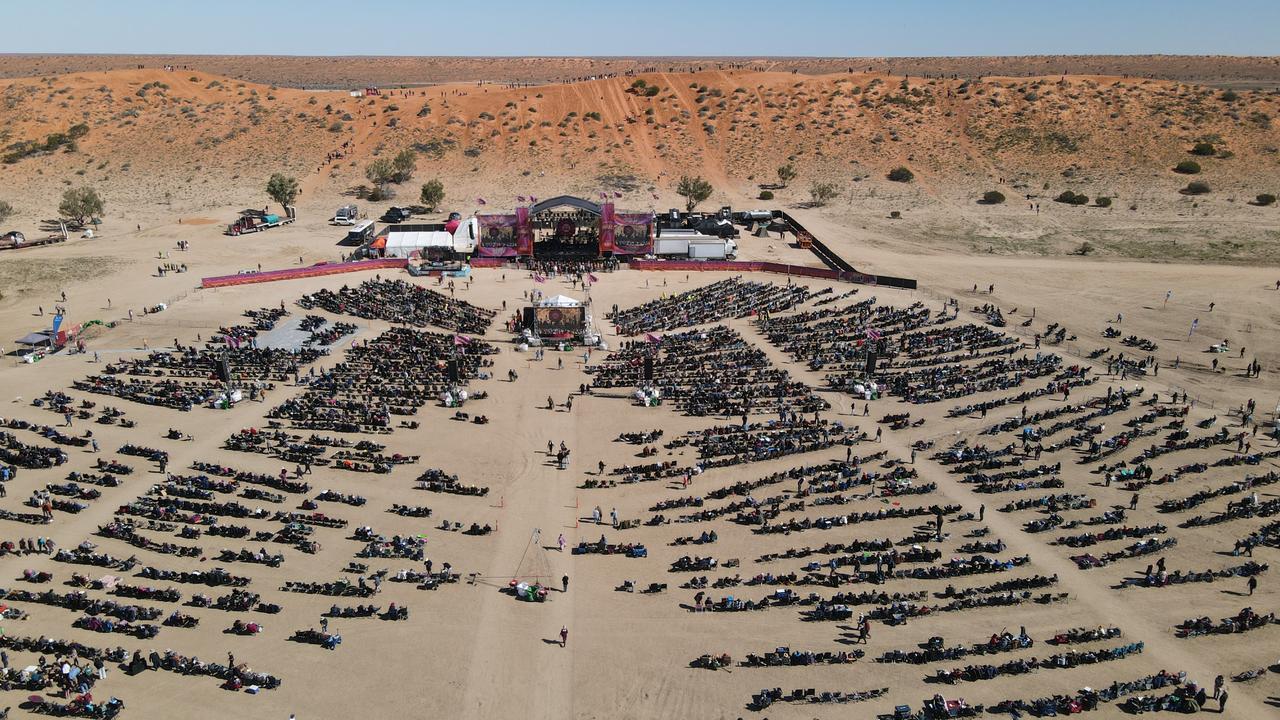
left=333, top=204, right=359, bottom=225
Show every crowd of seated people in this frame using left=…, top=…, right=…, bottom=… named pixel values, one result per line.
left=75, top=343, right=322, bottom=411
left=267, top=326, right=495, bottom=433
left=1175, top=606, right=1275, bottom=637
left=587, top=325, right=828, bottom=417
left=296, top=277, right=496, bottom=334
left=608, top=277, right=811, bottom=335
left=990, top=670, right=1188, bottom=716
left=0, top=431, right=68, bottom=468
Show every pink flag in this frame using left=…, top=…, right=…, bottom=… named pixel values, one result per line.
left=587, top=273, right=599, bottom=283
left=453, top=334, right=472, bottom=346
left=614, top=191, right=622, bottom=198
left=477, top=198, right=487, bottom=205
left=645, top=333, right=661, bottom=344
left=530, top=196, right=538, bottom=203
left=599, top=192, right=608, bottom=199
left=517, top=196, right=526, bottom=202
left=533, top=274, right=546, bottom=283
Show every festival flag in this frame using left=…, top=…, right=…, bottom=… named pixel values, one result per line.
left=599, top=192, right=608, bottom=199
left=476, top=198, right=487, bottom=205
left=587, top=273, right=599, bottom=283
left=613, top=191, right=622, bottom=198
left=453, top=334, right=473, bottom=347
left=865, top=327, right=882, bottom=341
left=533, top=274, right=546, bottom=283
left=645, top=333, right=661, bottom=344
left=517, top=196, right=526, bottom=202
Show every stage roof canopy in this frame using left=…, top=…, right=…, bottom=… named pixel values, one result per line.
left=538, top=294, right=583, bottom=308
left=530, top=196, right=602, bottom=216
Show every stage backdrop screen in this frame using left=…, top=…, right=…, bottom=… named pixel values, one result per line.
left=534, top=306, right=586, bottom=334
left=476, top=215, right=519, bottom=257
left=612, top=213, right=653, bottom=255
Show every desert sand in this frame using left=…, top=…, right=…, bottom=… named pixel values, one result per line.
left=0, top=57, right=1275, bottom=720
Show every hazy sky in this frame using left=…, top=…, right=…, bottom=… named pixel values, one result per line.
left=6, top=0, right=1278, bottom=56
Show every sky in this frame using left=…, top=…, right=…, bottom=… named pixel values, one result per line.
left=5, top=0, right=1278, bottom=56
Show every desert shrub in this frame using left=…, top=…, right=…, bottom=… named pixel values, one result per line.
left=1055, top=190, right=1089, bottom=205
left=1173, top=160, right=1201, bottom=174
left=982, top=190, right=1005, bottom=204
left=1220, top=89, right=1239, bottom=102
left=887, top=166, right=913, bottom=183
left=644, top=86, right=660, bottom=97
left=1190, top=142, right=1216, bottom=156
left=1183, top=181, right=1211, bottom=195
left=1254, top=193, right=1276, bottom=206
left=1095, top=196, right=1112, bottom=208
left=1077, top=241, right=1095, bottom=255
left=809, top=182, right=838, bottom=206
left=889, top=210, right=902, bottom=219
left=758, top=190, right=774, bottom=200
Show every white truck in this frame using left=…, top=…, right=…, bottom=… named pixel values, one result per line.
left=653, top=233, right=736, bottom=259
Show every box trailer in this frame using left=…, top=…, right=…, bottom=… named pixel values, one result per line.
left=688, top=237, right=737, bottom=260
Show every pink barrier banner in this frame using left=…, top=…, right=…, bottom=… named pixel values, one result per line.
left=626, top=259, right=879, bottom=286
left=201, top=259, right=406, bottom=289
left=477, top=214, right=519, bottom=258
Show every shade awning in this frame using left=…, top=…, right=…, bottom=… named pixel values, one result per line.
left=15, top=332, right=52, bottom=346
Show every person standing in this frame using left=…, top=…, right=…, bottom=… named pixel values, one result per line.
left=557, top=534, right=566, bottom=552
left=559, top=626, right=569, bottom=647
left=561, top=575, right=569, bottom=592
left=1218, top=689, right=1228, bottom=713
left=1247, top=575, right=1257, bottom=596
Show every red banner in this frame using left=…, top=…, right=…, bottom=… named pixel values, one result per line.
left=598, top=202, right=615, bottom=254
left=515, top=206, right=534, bottom=256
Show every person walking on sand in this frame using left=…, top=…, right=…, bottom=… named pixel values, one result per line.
left=562, top=575, right=569, bottom=592
left=557, top=534, right=566, bottom=552
left=559, top=626, right=568, bottom=647
left=1247, top=575, right=1257, bottom=595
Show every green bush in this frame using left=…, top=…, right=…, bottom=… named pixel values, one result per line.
left=1255, top=193, right=1276, bottom=206
left=981, top=190, right=1005, bottom=204
left=1095, top=196, right=1112, bottom=208
left=758, top=190, right=774, bottom=201
left=1055, top=190, right=1089, bottom=205
left=1173, top=160, right=1201, bottom=174
left=887, top=166, right=914, bottom=183
left=1183, top=181, right=1211, bottom=195
left=1190, top=142, right=1216, bottom=156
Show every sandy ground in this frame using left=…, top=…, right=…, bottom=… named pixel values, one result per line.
left=0, top=209, right=1275, bottom=719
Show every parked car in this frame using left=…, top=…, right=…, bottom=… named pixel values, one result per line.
left=382, top=206, right=412, bottom=223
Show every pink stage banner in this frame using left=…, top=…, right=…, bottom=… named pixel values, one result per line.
left=477, top=214, right=519, bottom=258
left=515, top=207, right=534, bottom=255
left=598, top=203, right=615, bottom=254
left=611, top=213, right=654, bottom=255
